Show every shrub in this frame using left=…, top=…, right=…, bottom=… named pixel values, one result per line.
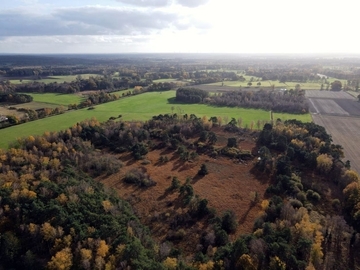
left=227, top=138, right=237, bottom=148
left=215, top=229, right=229, bottom=246
left=296, top=192, right=307, bottom=202
left=131, top=143, right=148, bottom=160
left=168, top=177, right=181, bottom=191
left=250, top=191, right=260, bottom=205
left=331, top=199, right=341, bottom=210
left=306, top=189, right=321, bottom=202
left=289, top=199, right=303, bottom=208
left=316, top=154, right=333, bottom=174
left=198, top=164, right=209, bottom=176
left=221, top=211, right=237, bottom=234
left=124, top=168, right=156, bottom=187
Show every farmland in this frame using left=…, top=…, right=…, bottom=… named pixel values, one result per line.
left=0, top=90, right=311, bottom=149
left=207, top=79, right=347, bottom=90
left=23, top=93, right=84, bottom=106
left=307, top=90, right=360, bottom=173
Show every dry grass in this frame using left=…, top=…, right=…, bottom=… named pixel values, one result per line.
left=99, top=130, right=270, bottom=254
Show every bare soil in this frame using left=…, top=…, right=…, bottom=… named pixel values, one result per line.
left=0, top=106, right=25, bottom=118
left=306, top=90, right=360, bottom=174
left=312, top=114, right=360, bottom=174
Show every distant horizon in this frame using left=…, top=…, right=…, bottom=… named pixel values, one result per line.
left=1, top=52, right=360, bottom=57
left=1, top=0, right=358, bottom=54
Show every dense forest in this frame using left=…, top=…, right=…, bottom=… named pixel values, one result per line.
left=0, top=113, right=359, bottom=269
left=207, top=89, right=308, bottom=114
left=175, top=88, right=308, bottom=114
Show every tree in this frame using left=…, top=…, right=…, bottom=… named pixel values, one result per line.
left=221, top=211, right=237, bottom=233
left=247, top=82, right=252, bottom=87
left=227, top=138, right=237, bottom=148
left=198, top=164, right=209, bottom=176
left=47, top=248, right=73, bottom=270
left=316, top=154, right=333, bottom=174
left=208, top=132, right=217, bottom=145
left=331, top=80, right=342, bottom=91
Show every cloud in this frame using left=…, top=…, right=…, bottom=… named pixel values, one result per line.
left=115, top=0, right=210, bottom=7
left=176, top=0, right=210, bottom=7
left=0, top=6, right=208, bottom=37
left=115, top=0, right=169, bottom=7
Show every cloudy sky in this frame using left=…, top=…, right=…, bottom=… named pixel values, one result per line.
left=0, top=0, right=358, bottom=54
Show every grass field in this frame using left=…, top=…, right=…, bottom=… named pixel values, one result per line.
left=10, top=74, right=102, bottom=84
left=0, top=91, right=311, bottom=149
left=207, top=77, right=348, bottom=90
left=25, top=93, right=83, bottom=106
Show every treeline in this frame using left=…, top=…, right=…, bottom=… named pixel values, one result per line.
left=4, top=67, right=104, bottom=77
left=147, top=82, right=179, bottom=91
left=12, top=76, right=138, bottom=94
left=175, top=88, right=209, bottom=103
left=207, top=89, right=308, bottom=114
left=0, top=93, right=33, bottom=104
left=246, top=68, right=319, bottom=82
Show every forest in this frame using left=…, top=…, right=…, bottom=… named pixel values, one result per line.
left=0, top=112, right=359, bottom=269
left=175, top=88, right=308, bottom=114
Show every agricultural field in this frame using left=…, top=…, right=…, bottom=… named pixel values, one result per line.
left=25, top=93, right=83, bottom=106
left=0, top=90, right=311, bottom=149
left=312, top=115, right=360, bottom=174
left=9, top=73, right=102, bottom=84
left=207, top=80, right=325, bottom=90
left=206, top=76, right=347, bottom=90
left=306, top=90, right=360, bottom=116
left=306, top=90, right=360, bottom=173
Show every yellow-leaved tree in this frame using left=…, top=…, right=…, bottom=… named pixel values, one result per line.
left=47, top=248, right=73, bottom=270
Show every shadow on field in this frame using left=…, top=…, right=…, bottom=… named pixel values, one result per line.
left=167, top=97, right=191, bottom=105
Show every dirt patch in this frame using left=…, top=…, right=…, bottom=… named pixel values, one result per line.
left=0, top=106, right=25, bottom=118
left=99, top=132, right=270, bottom=254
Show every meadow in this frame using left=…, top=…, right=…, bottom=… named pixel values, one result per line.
left=207, top=79, right=348, bottom=90
left=203, top=72, right=347, bottom=90
left=0, top=91, right=311, bottom=149
left=9, top=74, right=102, bottom=84
left=25, top=93, right=83, bottom=106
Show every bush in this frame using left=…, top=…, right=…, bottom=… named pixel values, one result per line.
left=227, top=138, right=237, bottom=148
left=289, top=199, right=303, bottom=208
left=131, top=143, right=148, bottom=160
left=296, top=192, right=307, bottom=202
left=198, top=164, right=209, bottom=176
left=124, top=168, right=156, bottom=187
left=168, top=177, right=181, bottom=191
left=332, top=199, right=341, bottom=210
left=306, top=189, right=321, bottom=202
left=221, top=211, right=237, bottom=234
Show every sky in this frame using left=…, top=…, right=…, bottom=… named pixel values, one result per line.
left=0, top=0, right=358, bottom=54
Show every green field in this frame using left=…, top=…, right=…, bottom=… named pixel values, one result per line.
left=10, top=74, right=102, bottom=84
left=25, top=93, right=83, bottom=106
left=207, top=77, right=348, bottom=90
left=0, top=91, right=311, bottom=149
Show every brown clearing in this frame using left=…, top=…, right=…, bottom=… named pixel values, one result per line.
left=99, top=130, right=270, bottom=255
